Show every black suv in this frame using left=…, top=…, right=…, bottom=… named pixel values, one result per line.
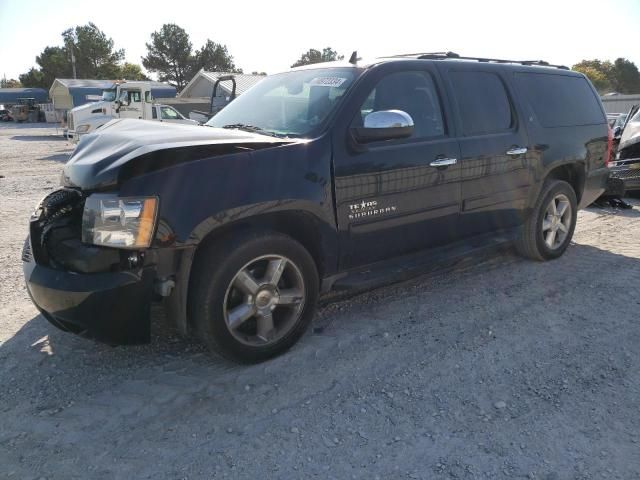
left=23, top=52, right=610, bottom=363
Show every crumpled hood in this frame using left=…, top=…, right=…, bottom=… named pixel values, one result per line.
left=62, top=118, right=294, bottom=190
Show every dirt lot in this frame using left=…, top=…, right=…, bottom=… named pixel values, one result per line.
left=1, top=124, right=640, bottom=480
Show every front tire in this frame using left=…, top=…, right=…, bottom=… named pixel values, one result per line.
left=189, top=231, right=319, bottom=363
left=516, top=180, right=578, bottom=261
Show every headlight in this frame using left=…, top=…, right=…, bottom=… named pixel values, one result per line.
left=82, top=194, right=158, bottom=249
left=76, top=124, right=90, bottom=133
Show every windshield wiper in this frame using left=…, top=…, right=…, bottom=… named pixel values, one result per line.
left=220, top=123, right=283, bottom=138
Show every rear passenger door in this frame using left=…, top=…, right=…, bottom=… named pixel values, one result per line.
left=439, top=65, right=532, bottom=236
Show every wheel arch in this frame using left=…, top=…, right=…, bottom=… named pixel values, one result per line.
left=168, top=208, right=338, bottom=336
left=192, top=209, right=337, bottom=280
left=543, top=162, right=586, bottom=204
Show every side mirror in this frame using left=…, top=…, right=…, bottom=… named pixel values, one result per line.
left=351, top=110, right=414, bottom=143
left=613, top=125, right=622, bottom=138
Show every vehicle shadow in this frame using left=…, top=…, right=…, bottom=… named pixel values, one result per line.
left=10, top=135, right=67, bottom=142
left=586, top=198, right=640, bottom=218
left=37, top=153, right=71, bottom=162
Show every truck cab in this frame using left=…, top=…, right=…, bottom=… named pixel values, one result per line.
left=67, top=81, right=195, bottom=141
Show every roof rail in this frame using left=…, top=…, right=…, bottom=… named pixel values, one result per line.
left=383, top=51, right=569, bottom=70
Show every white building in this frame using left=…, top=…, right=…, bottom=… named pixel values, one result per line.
left=601, top=93, right=640, bottom=114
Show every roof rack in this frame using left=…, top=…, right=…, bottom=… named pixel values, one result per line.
left=382, top=51, right=569, bottom=70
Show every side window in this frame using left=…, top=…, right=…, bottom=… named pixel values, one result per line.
left=151, top=107, right=157, bottom=119
left=128, top=90, right=141, bottom=103
left=450, top=71, right=513, bottom=135
left=160, top=106, right=180, bottom=120
left=514, top=73, right=605, bottom=127
left=354, top=71, right=445, bottom=139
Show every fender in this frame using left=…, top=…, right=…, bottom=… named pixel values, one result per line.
left=164, top=202, right=339, bottom=336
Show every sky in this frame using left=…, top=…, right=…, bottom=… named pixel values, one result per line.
left=1, top=0, right=639, bottom=81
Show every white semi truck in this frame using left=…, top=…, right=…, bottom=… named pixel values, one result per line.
left=67, top=81, right=198, bottom=142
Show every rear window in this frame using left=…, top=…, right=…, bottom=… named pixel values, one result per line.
left=450, top=71, right=513, bottom=136
left=514, top=73, right=604, bottom=127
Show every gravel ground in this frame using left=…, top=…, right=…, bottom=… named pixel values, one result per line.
left=1, top=125, right=640, bottom=480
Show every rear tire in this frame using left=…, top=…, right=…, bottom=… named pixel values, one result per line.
left=515, top=180, right=577, bottom=261
left=189, top=231, right=319, bottom=363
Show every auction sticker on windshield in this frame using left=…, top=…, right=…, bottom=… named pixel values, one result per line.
left=309, top=77, right=348, bottom=87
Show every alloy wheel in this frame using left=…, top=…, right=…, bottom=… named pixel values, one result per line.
left=541, top=193, right=572, bottom=250
left=223, top=255, right=306, bottom=346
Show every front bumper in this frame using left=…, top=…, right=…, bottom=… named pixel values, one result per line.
left=23, top=243, right=156, bottom=344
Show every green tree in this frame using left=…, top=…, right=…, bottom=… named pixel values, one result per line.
left=572, top=63, right=612, bottom=92
left=62, top=23, right=124, bottom=79
left=573, top=58, right=640, bottom=94
left=32, top=46, right=72, bottom=89
left=611, top=58, right=640, bottom=94
left=191, top=40, right=242, bottom=75
left=291, top=47, right=343, bottom=68
left=118, top=62, right=149, bottom=80
left=1, top=78, right=22, bottom=88
left=19, top=68, right=47, bottom=89
left=142, top=24, right=193, bottom=89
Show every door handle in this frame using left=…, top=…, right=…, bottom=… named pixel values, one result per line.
left=506, top=147, right=528, bottom=155
left=429, top=158, right=457, bottom=167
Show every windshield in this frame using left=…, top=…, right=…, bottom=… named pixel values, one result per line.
left=206, top=68, right=358, bottom=137
left=102, top=88, right=117, bottom=102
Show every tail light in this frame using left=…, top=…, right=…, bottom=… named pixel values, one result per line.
left=606, top=126, right=613, bottom=167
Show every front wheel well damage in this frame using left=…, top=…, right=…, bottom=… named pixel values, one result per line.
left=181, top=211, right=331, bottom=332
left=193, top=212, right=328, bottom=277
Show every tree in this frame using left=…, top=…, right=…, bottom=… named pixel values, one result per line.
left=142, top=24, right=193, bottom=89
left=118, top=62, right=149, bottom=81
left=19, top=68, right=47, bottom=89
left=251, top=71, right=267, bottom=76
left=18, top=23, right=125, bottom=89
left=611, top=58, right=640, bottom=94
left=1, top=78, right=22, bottom=88
left=62, top=23, right=124, bottom=79
left=572, top=63, right=612, bottom=92
left=191, top=40, right=242, bottom=76
left=573, top=58, right=640, bottom=94
left=34, top=46, right=73, bottom=88
left=291, top=47, right=343, bottom=68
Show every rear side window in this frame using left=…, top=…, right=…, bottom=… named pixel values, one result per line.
left=450, top=71, right=513, bottom=135
left=514, top=73, right=604, bottom=127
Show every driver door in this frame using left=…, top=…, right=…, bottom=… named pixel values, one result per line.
left=332, top=65, right=462, bottom=269
left=118, top=89, right=143, bottom=119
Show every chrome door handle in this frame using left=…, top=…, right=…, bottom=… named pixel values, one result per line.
left=429, top=158, right=457, bottom=167
left=506, top=147, right=528, bottom=155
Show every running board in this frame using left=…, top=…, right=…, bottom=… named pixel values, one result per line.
left=328, top=229, right=518, bottom=294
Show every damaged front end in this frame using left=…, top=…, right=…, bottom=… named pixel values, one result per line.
left=23, top=188, right=156, bottom=344
left=609, top=105, right=640, bottom=193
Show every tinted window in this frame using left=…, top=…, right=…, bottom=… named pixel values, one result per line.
left=354, top=71, right=445, bottom=139
left=515, top=73, right=604, bottom=127
left=127, top=90, right=141, bottom=103
left=450, top=71, right=513, bottom=135
left=151, top=107, right=157, bottom=119
left=161, top=106, right=180, bottom=120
